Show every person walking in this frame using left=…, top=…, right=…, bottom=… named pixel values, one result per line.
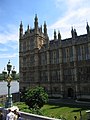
left=17, top=113, right=24, bottom=120
left=6, top=109, right=16, bottom=120
left=13, top=109, right=18, bottom=120
left=0, top=110, right=4, bottom=120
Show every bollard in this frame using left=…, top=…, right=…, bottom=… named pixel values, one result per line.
left=74, top=116, right=77, bottom=120
left=80, top=110, right=82, bottom=120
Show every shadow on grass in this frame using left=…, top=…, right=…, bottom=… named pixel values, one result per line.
left=49, top=106, right=63, bottom=109
left=71, top=107, right=89, bottom=113
left=71, top=109, right=82, bottom=112
left=48, top=102, right=90, bottom=111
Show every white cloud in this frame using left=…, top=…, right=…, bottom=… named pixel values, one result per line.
left=0, top=24, right=19, bottom=61
left=49, top=0, right=90, bottom=39
left=55, top=0, right=65, bottom=8
left=0, top=24, right=18, bottom=44
left=0, top=53, right=18, bottom=59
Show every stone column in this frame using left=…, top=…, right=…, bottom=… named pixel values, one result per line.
left=88, top=43, right=90, bottom=59
left=59, top=47, right=63, bottom=97
left=59, top=48, right=63, bottom=81
left=34, top=50, right=39, bottom=83
left=47, top=49, right=52, bottom=95
left=73, top=45, right=77, bottom=81
left=47, top=50, right=50, bottom=82
left=73, top=45, right=78, bottom=97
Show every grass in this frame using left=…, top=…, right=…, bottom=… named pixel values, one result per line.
left=40, top=103, right=89, bottom=120
left=14, top=101, right=90, bottom=120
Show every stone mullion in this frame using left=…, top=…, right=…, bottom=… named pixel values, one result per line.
left=73, top=45, right=79, bottom=97
left=88, top=42, right=90, bottom=59
left=59, top=48, right=63, bottom=97
left=47, top=50, right=51, bottom=95
left=47, top=50, right=50, bottom=82
left=34, top=51, right=39, bottom=83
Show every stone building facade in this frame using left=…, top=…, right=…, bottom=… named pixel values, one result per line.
left=19, top=15, right=90, bottom=99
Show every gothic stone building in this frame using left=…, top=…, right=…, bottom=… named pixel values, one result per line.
left=19, top=15, right=90, bottom=99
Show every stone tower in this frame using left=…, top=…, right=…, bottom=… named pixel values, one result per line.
left=19, top=15, right=49, bottom=90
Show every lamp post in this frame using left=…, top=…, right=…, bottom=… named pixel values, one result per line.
left=2, top=60, right=16, bottom=108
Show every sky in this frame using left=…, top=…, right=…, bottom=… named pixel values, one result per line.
left=0, top=0, right=90, bottom=73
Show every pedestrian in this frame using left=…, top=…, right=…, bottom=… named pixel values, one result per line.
left=13, top=109, right=18, bottom=120
left=17, top=113, right=23, bottom=120
left=6, top=109, right=15, bottom=120
left=0, top=110, right=4, bottom=120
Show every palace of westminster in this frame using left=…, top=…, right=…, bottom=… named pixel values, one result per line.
left=19, top=15, right=90, bottom=99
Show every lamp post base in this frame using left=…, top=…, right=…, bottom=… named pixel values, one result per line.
left=5, top=94, right=12, bottom=108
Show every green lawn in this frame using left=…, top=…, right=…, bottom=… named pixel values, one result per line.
left=40, top=104, right=89, bottom=120
left=14, top=102, right=90, bottom=120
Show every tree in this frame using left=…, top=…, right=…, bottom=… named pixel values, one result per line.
left=24, top=86, right=48, bottom=109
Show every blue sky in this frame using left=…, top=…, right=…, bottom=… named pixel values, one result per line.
left=0, top=0, right=90, bottom=73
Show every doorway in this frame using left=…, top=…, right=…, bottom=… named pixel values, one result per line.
left=68, top=88, right=74, bottom=98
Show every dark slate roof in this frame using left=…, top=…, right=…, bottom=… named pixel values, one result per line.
left=49, top=39, right=60, bottom=48
left=49, top=34, right=88, bottom=48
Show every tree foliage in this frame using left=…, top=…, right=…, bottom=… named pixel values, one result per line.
left=24, top=86, right=48, bottom=109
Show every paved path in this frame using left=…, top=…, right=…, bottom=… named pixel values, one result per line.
left=49, top=98, right=90, bottom=107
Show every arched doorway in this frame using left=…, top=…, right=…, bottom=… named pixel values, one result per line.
left=68, top=88, right=74, bottom=98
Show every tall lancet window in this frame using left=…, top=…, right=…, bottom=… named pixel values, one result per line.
left=77, top=46, right=82, bottom=61
left=70, top=47, right=73, bottom=62
left=63, top=48, right=67, bottom=63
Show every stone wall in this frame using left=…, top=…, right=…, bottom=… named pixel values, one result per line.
left=0, top=107, right=61, bottom=120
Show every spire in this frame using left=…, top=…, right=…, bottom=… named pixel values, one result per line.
left=27, top=24, right=29, bottom=30
left=54, top=29, right=57, bottom=40
left=40, top=25, right=42, bottom=33
left=44, top=21, right=47, bottom=35
left=58, top=30, right=61, bottom=40
left=34, top=14, right=38, bottom=30
left=19, top=21, right=23, bottom=38
left=86, top=22, right=90, bottom=34
left=74, top=28, right=77, bottom=36
left=27, top=24, right=30, bottom=33
left=20, top=21, right=23, bottom=28
left=71, top=27, right=77, bottom=39
left=71, top=26, right=74, bottom=37
left=35, top=14, right=38, bottom=21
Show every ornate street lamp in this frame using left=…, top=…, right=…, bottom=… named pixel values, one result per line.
left=2, top=60, right=16, bottom=108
